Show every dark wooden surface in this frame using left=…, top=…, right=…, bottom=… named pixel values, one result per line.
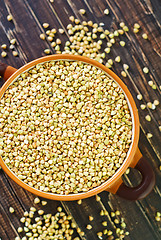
left=0, top=0, right=161, bottom=239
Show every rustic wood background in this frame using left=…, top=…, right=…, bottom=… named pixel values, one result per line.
left=0, top=0, right=161, bottom=239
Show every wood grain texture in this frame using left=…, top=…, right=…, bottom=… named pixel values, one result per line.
left=0, top=0, right=161, bottom=239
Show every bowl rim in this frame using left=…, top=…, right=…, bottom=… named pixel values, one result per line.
left=0, top=54, right=140, bottom=200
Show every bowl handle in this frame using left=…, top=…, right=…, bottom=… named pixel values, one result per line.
left=0, top=62, right=17, bottom=82
left=106, top=148, right=155, bottom=200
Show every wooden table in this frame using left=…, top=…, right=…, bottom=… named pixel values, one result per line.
left=0, top=0, right=161, bottom=239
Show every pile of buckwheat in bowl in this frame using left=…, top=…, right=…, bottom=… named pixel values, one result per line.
left=0, top=60, right=133, bottom=195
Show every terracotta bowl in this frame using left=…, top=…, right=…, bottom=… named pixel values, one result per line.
left=0, top=54, right=155, bottom=201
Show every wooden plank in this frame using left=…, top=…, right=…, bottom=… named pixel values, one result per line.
left=0, top=202, right=13, bottom=239
left=0, top=170, right=81, bottom=239
left=1, top=0, right=53, bottom=64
